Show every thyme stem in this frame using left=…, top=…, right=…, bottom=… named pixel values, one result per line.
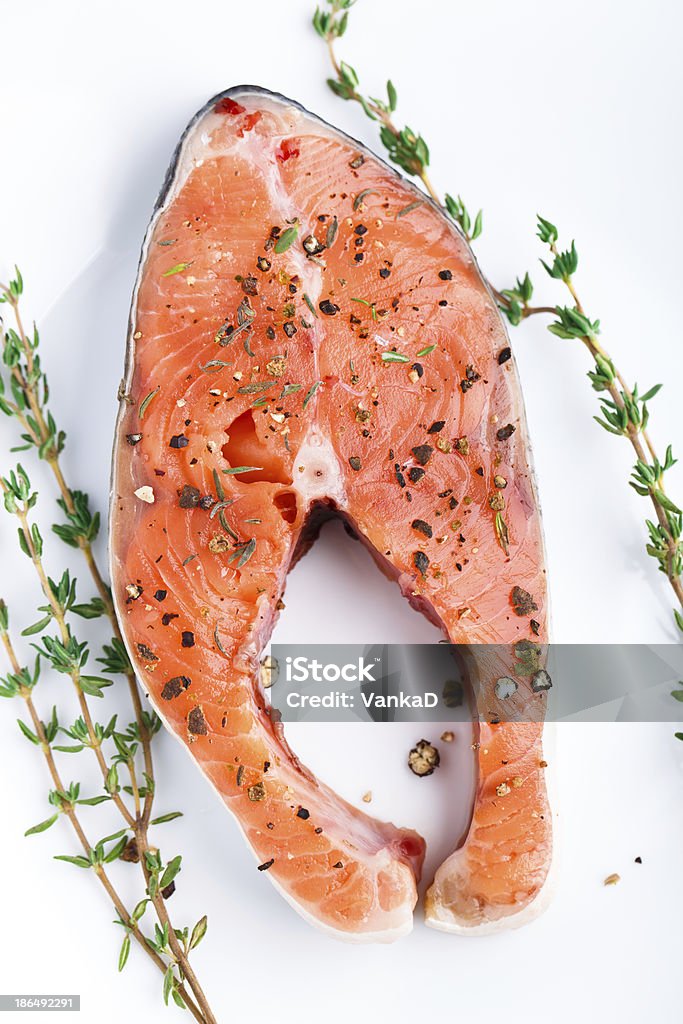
left=1, top=277, right=217, bottom=1020
left=0, top=484, right=136, bottom=827
left=325, top=36, right=442, bottom=206
left=549, top=255, right=683, bottom=607
left=313, top=0, right=683, bottom=633
left=0, top=623, right=206, bottom=1024
left=0, top=283, right=155, bottom=817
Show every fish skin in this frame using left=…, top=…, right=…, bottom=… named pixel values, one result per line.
left=110, top=87, right=552, bottom=941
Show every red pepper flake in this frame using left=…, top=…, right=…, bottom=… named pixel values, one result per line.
left=215, top=97, right=246, bottom=115
left=236, top=111, right=262, bottom=137
left=275, top=138, right=300, bottom=162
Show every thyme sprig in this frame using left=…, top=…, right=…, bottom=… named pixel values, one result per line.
left=313, top=1, right=683, bottom=640
left=527, top=217, right=683, bottom=621
left=0, top=275, right=217, bottom=1022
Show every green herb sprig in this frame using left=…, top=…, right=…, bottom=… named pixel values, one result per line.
left=523, top=218, right=682, bottom=620
left=312, top=1, right=683, bottom=689
left=0, top=274, right=217, bottom=1022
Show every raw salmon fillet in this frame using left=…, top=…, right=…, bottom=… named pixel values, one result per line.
left=110, top=87, right=553, bottom=941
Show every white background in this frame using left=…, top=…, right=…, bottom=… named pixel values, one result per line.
left=1, top=1, right=682, bottom=1021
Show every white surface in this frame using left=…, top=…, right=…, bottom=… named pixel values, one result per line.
left=1, top=1, right=682, bottom=1021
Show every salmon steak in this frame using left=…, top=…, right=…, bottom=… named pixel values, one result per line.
left=110, top=87, right=553, bottom=941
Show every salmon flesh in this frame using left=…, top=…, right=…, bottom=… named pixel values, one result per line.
left=110, top=87, right=553, bottom=942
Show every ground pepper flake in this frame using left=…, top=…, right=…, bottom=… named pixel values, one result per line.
left=349, top=456, right=361, bottom=471
left=413, top=551, right=430, bottom=576
left=187, top=706, right=208, bottom=735
left=257, top=858, right=275, bottom=872
left=511, top=586, right=538, bottom=616
left=496, top=423, right=516, bottom=441
left=408, top=739, right=440, bottom=777
left=136, top=643, right=158, bottom=663
left=411, top=519, right=433, bottom=538
left=161, top=675, right=191, bottom=701
left=411, top=444, right=433, bottom=466
left=266, top=356, right=287, bottom=377
left=179, top=485, right=200, bottom=509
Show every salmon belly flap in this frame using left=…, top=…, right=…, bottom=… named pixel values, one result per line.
left=110, top=88, right=552, bottom=941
